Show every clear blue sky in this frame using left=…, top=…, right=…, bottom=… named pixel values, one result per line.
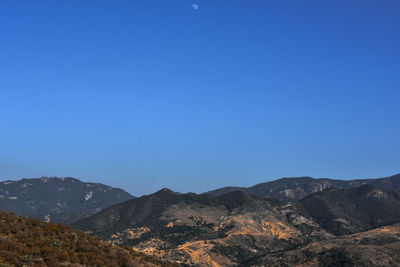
left=1, top=1, right=399, bottom=196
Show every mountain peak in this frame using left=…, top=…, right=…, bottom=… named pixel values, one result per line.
left=151, top=188, right=179, bottom=199
left=155, top=188, right=175, bottom=194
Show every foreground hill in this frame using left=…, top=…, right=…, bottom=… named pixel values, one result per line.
left=0, top=177, right=134, bottom=224
left=207, top=174, right=400, bottom=201
left=0, top=211, right=177, bottom=266
left=73, top=189, right=330, bottom=266
left=297, top=184, right=400, bottom=235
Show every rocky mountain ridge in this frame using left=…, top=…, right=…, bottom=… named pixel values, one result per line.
left=207, top=174, right=400, bottom=201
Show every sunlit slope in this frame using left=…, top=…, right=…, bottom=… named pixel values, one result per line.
left=263, top=223, right=400, bottom=266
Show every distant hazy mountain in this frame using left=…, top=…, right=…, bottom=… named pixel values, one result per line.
left=0, top=177, right=134, bottom=224
left=207, top=174, right=400, bottom=201
left=297, top=184, right=400, bottom=235
left=73, top=189, right=330, bottom=266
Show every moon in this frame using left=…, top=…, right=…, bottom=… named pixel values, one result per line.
left=192, top=3, right=199, bottom=10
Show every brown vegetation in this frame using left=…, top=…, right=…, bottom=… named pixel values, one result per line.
left=0, top=211, right=178, bottom=266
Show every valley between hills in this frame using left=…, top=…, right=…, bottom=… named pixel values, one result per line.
left=1, top=174, right=400, bottom=266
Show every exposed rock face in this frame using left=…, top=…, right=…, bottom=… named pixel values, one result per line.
left=0, top=177, right=134, bottom=224
left=207, top=174, right=400, bottom=201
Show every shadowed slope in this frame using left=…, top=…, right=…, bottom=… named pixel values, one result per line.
left=297, top=184, right=400, bottom=235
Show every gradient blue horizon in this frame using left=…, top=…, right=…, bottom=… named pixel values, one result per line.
left=1, top=1, right=399, bottom=196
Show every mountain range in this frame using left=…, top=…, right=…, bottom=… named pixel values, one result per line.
left=1, top=174, right=400, bottom=266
